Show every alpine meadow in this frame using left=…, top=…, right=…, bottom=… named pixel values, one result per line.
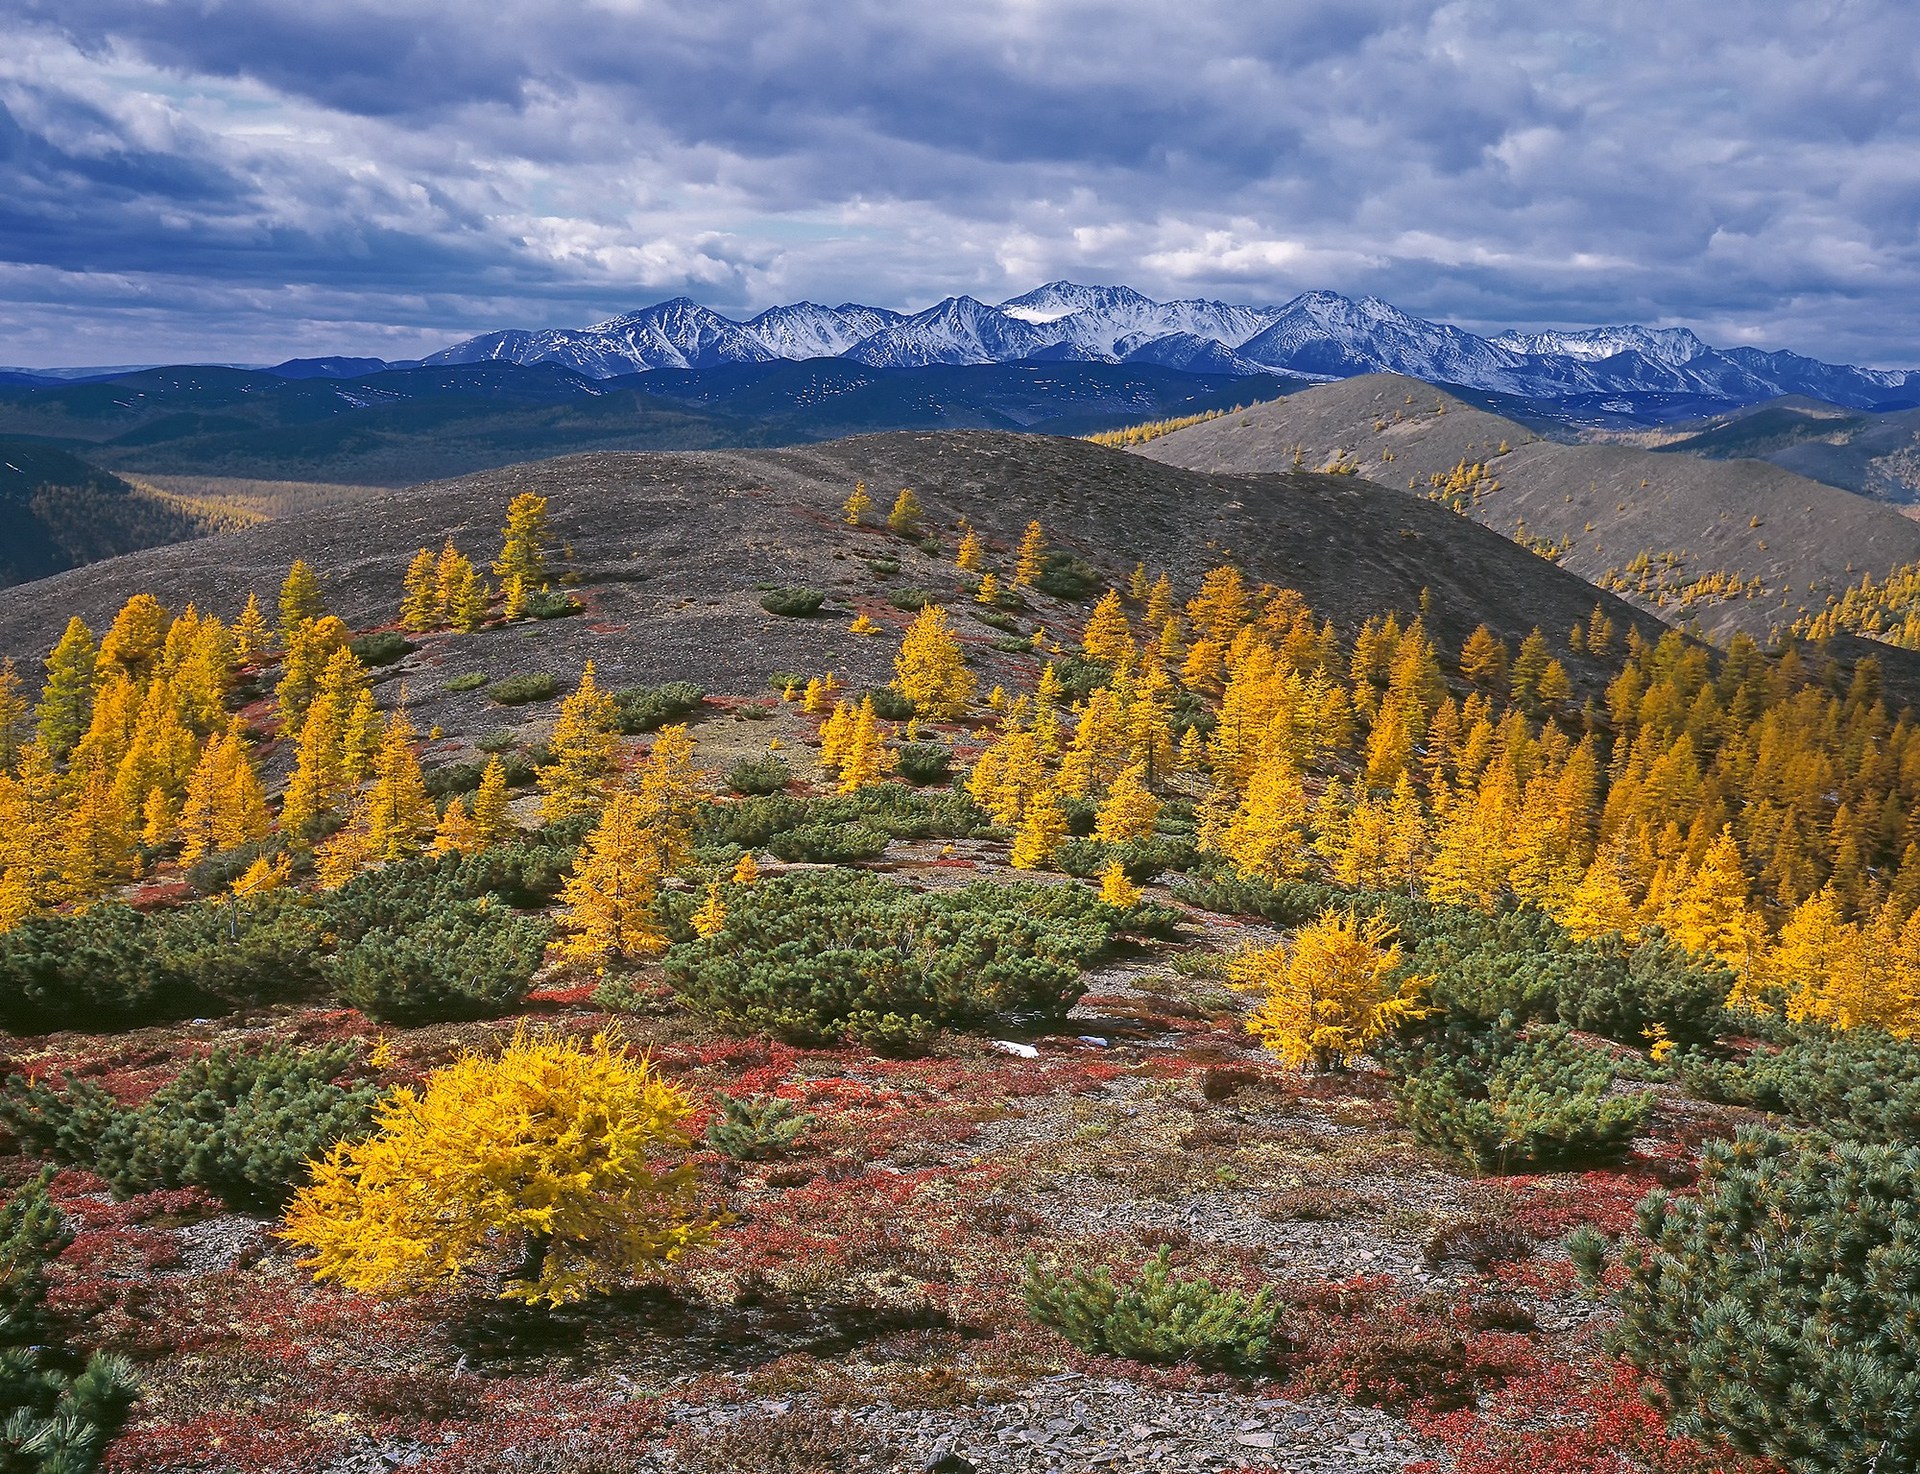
left=5, top=3, right=1920, bottom=1473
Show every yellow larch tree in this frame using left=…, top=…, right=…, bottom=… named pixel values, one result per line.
left=1773, top=888, right=1870, bottom=1029
left=0, top=659, right=28, bottom=774
left=400, top=548, right=441, bottom=631
left=1081, top=591, right=1134, bottom=666
left=539, top=663, right=622, bottom=822
left=1216, top=748, right=1309, bottom=882
left=556, top=792, right=669, bottom=969
left=956, top=526, right=984, bottom=571
left=690, top=881, right=728, bottom=939
left=1010, top=787, right=1068, bottom=870
left=1093, top=760, right=1159, bottom=844
left=894, top=604, right=974, bottom=719
left=493, top=492, right=551, bottom=591
left=364, top=710, right=436, bottom=861
left=233, top=593, right=273, bottom=662
left=731, top=850, right=760, bottom=885
left=1098, top=860, right=1141, bottom=908
left=887, top=487, right=923, bottom=536
left=631, top=723, right=705, bottom=872
left=836, top=697, right=893, bottom=794
left=1666, top=825, right=1760, bottom=980
left=57, top=753, right=135, bottom=902
left=276, top=615, right=352, bottom=732
left=976, top=571, right=1003, bottom=605
left=282, top=1026, right=716, bottom=1306
left=1237, top=910, right=1429, bottom=1071
left=843, top=481, right=872, bottom=525
left=1554, top=834, right=1642, bottom=943
left=1128, top=563, right=1151, bottom=603
left=469, top=756, right=515, bottom=845
left=433, top=797, right=482, bottom=855
left=278, top=559, right=325, bottom=644
left=36, top=616, right=98, bottom=761
left=1013, top=521, right=1046, bottom=586
left=967, top=721, right=1048, bottom=826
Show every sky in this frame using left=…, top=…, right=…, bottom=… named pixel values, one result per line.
left=3, top=0, right=1918, bottom=368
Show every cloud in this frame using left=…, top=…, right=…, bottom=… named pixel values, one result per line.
left=0, top=1, right=1917, bottom=365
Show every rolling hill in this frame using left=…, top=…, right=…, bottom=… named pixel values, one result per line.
left=0, top=361, right=1294, bottom=487
left=1134, top=374, right=1920, bottom=639
left=1653, top=397, right=1920, bottom=506
left=0, top=436, right=227, bottom=588
left=0, top=432, right=1665, bottom=724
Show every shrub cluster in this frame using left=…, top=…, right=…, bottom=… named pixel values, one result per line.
left=1033, top=552, right=1103, bottom=601
left=523, top=587, right=581, bottom=619
left=0, top=1043, right=376, bottom=1209
left=726, top=755, right=792, bottom=797
left=0, top=898, right=324, bottom=1033
left=1388, top=1020, right=1651, bottom=1172
left=1618, top=1128, right=1920, bottom=1472
left=612, top=681, right=705, bottom=734
left=0, top=1171, right=137, bottom=1467
left=893, top=741, right=951, bottom=787
left=488, top=673, right=559, bottom=705
left=1680, top=1026, right=1920, bottom=1144
left=759, top=587, right=825, bottom=617
left=1024, top=1249, right=1280, bottom=1373
left=662, top=870, right=1124, bottom=1049
left=696, top=783, right=990, bottom=860
left=329, top=898, right=551, bottom=1024
left=423, top=751, right=536, bottom=798
left=1175, top=876, right=1729, bottom=1048
left=705, top=1093, right=814, bottom=1160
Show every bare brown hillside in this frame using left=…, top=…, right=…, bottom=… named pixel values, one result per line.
left=0, top=432, right=1662, bottom=734
left=1135, top=373, right=1920, bottom=639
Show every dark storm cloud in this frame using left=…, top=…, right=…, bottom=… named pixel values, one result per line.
left=2, top=1, right=1917, bottom=365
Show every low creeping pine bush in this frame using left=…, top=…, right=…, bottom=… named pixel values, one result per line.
left=327, top=897, right=552, bottom=1024
left=487, top=672, right=559, bottom=705
left=348, top=631, right=412, bottom=666
left=423, top=751, right=536, bottom=799
left=612, top=681, right=705, bottom=734
left=0, top=1043, right=376, bottom=1209
left=443, top=670, right=489, bottom=693
left=726, top=755, right=792, bottom=797
left=1679, top=1024, right=1920, bottom=1144
left=705, top=1093, right=815, bottom=1160
left=893, top=741, right=951, bottom=787
left=523, top=587, right=581, bottom=619
left=696, top=783, right=991, bottom=856
left=1618, top=1127, right=1920, bottom=1473
left=1033, top=552, right=1103, bottom=601
left=662, top=869, right=1139, bottom=1050
left=0, top=1171, right=138, bottom=1469
left=760, top=587, right=825, bottom=617
left=1387, top=1020, right=1652, bottom=1172
left=868, top=686, right=916, bottom=721
left=1023, top=1249, right=1281, bottom=1373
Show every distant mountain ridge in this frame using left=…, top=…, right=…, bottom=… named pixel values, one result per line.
left=412, top=282, right=1920, bottom=416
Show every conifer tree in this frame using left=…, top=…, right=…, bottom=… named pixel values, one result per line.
left=1081, top=591, right=1134, bottom=666
left=691, top=881, right=728, bottom=939
left=433, top=797, right=482, bottom=855
left=233, top=592, right=273, bottom=662
left=956, top=527, right=984, bottom=571
left=340, top=687, right=383, bottom=781
left=731, top=851, right=760, bottom=885
left=843, top=481, right=872, bottom=525
left=493, top=492, right=551, bottom=590
left=632, top=724, right=705, bottom=872
left=0, top=659, right=28, bottom=775
left=802, top=677, right=828, bottom=715
left=36, top=617, right=97, bottom=761
left=1146, top=574, right=1175, bottom=631
left=1239, top=910, right=1429, bottom=1070
left=450, top=564, right=490, bottom=632
left=976, top=571, right=1002, bottom=605
left=818, top=699, right=855, bottom=775
left=887, top=487, right=923, bottom=536
left=99, top=594, right=169, bottom=682
left=1129, top=563, right=1151, bottom=603
left=539, top=663, right=622, bottom=822
left=365, top=710, right=436, bottom=861
left=400, top=549, right=441, bottom=630
left=470, top=756, right=514, bottom=844
left=894, top=604, right=974, bottom=719
left=1098, top=860, right=1140, bottom=908
left=1093, top=760, right=1159, bottom=844
left=275, top=616, right=352, bottom=732
left=1010, top=787, right=1067, bottom=870
left=279, top=559, right=325, bottom=643
left=1511, top=628, right=1551, bottom=713
left=557, top=792, right=668, bottom=967
left=434, top=541, right=470, bottom=619
left=1668, top=825, right=1758, bottom=978
left=503, top=573, right=529, bottom=621
left=1013, top=521, right=1047, bottom=586
left=58, top=753, right=134, bottom=902
left=836, top=697, right=892, bottom=794
left=850, top=612, right=881, bottom=636
left=1218, top=749, right=1309, bottom=881
left=1458, top=625, right=1508, bottom=691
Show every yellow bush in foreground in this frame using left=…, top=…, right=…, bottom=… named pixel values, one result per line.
left=1235, top=910, right=1428, bottom=1070
left=282, top=1027, right=716, bottom=1306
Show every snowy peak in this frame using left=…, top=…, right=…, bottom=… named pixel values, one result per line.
left=421, top=284, right=1920, bottom=413
left=1491, top=325, right=1710, bottom=368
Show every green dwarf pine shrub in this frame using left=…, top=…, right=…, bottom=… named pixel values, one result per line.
left=893, top=741, right=951, bottom=787
left=1618, top=1128, right=1920, bottom=1473
left=0, top=1044, right=376, bottom=1210
left=0, top=1171, right=138, bottom=1472
left=487, top=673, right=558, bottom=705
left=612, top=681, right=705, bottom=734
left=1680, top=1026, right=1920, bottom=1144
left=663, top=870, right=1120, bottom=1049
left=759, top=588, right=824, bottom=617
left=705, top=1093, right=814, bottom=1160
left=1391, top=1021, right=1652, bottom=1172
left=726, top=756, right=792, bottom=796
left=328, top=899, right=550, bottom=1024
left=1023, top=1249, right=1280, bottom=1373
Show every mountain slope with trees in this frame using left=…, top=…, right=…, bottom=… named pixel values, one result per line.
left=1135, top=373, right=1920, bottom=639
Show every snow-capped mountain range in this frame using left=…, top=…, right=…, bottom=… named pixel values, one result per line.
left=422, top=283, right=1920, bottom=411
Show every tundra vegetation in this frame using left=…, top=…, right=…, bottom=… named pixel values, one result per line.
left=0, top=485, right=1913, bottom=1473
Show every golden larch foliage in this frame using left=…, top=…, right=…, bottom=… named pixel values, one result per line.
left=1238, top=910, right=1429, bottom=1070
